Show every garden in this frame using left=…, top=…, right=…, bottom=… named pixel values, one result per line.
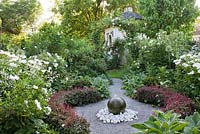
left=0, top=0, right=200, bottom=134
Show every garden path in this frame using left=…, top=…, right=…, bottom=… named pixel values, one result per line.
left=75, top=78, right=156, bottom=134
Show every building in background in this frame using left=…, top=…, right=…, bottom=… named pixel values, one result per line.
left=104, top=7, right=142, bottom=47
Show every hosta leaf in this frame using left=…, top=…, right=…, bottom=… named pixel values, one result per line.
left=157, top=112, right=165, bottom=122
left=161, top=122, right=169, bottom=131
left=170, top=122, right=187, bottom=132
left=193, top=128, right=200, bottom=134
left=192, top=112, right=200, bottom=124
left=183, top=127, right=191, bottom=134
left=144, top=121, right=163, bottom=133
left=132, top=124, right=147, bottom=130
left=147, top=127, right=163, bottom=134
left=154, top=121, right=161, bottom=127
left=197, top=121, right=200, bottom=126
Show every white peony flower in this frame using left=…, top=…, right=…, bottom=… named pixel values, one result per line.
left=182, top=63, right=189, bottom=67
left=9, top=75, right=20, bottom=80
left=198, top=69, right=200, bottom=74
left=28, top=60, right=37, bottom=65
left=0, top=50, right=10, bottom=55
left=180, top=54, right=186, bottom=59
left=19, top=60, right=26, bottom=64
left=35, top=100, right=42, bottom=110
left=186, top=53, right=192, bottom=57
left=42, top=88, right=48, bottom=94
left=41, top=70, right=46, bottom=73
left=47, top=52, right=51, bottom=57
left=193, top=63, right=200, bottom=70
left=9, top=63, right=18, bottom=67
left=33, top=85, right=39, bottom=89
left=45, top=106, right=51, bottom=115
left=43, top=61, right=49, bottom=65
left=24, top=100, right=28, bottom=107
left=53, top=63, right=58, bottom=68
left=187, top=71, right=194, bottom=75
left=174, top=59, right=181, bottom=65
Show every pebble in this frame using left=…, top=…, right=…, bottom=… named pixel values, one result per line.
left=96, top=108, right=138, bottom=124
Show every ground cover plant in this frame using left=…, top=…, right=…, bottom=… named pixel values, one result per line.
left=132, top=111, right=200, bottom=134
left=64, top=87, right=102, bottom=106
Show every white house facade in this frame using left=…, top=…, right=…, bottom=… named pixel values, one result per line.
left=104, top=7, right=142, bottom=47
left=104, top=27, right=126, bottom=47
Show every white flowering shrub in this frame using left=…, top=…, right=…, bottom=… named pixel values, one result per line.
left=36, top=52, right=70, bottom=91
left=127, top=30, right=190, bottom=69
left=0, top=50, right=55, bottom=133
left=174, top=50, right=200, bottom=101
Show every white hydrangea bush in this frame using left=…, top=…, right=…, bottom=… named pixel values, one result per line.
left=173, top=47, right=200, bottom=100
left=36, top=52, right=70, bottom=91
left=174, top=52, right=200, bottom=76
left=0, top=50, right=67, bottom=132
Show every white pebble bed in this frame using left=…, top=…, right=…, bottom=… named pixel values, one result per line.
left=96, top=108, right=138, bottom=124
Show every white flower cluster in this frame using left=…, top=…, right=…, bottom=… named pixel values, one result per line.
left=35, top=100, right=42, bottom=110
left=174, top=52, right=200, bottom=75
left=96, top=108, right=138, bottom=124
left=9, top=75, right=19, bottom=81
left=111, top=17, right=121, bottom=26
left=136, top=33, right=148, bottom=40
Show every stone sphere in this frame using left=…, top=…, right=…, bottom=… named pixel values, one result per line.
left=107, top=96, right=126, bottom=115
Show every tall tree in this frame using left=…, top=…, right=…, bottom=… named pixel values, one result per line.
left=58, top=0, right=137, bottom=37
left=0, top=0, right=41, bottom=34
left=139, top=0, right=199, bottom=37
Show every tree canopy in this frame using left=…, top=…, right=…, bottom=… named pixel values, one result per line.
left=58, top=0, right=138, bottom=37
left=139, top=0, right=199, bottom=38
left=0, top=0, right=41, bottom=34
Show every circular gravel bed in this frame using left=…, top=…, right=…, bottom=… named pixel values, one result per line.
left=75, top=78, right=156, bottom=134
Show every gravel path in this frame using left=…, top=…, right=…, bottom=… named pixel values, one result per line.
left=75, top=78, right=156, bottom=134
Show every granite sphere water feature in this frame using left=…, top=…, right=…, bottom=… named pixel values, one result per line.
left=96, top=95, right=138, bottom=123
left=107, top=95, right=126, bottom=115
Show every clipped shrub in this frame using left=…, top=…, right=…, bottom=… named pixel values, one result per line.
left=136, top=86, right=166, bottom=106
left=65, top=87, right=102, bottom=106
left=48, top=90, right=90, bottom=134
left=163, top=93, right=197, bottom=118
left=136, top=86, right=197, bottom=117
left=132, top=110, right=187, bottom=134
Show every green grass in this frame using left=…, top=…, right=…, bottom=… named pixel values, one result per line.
left=107, top=69, right=125, bottom=78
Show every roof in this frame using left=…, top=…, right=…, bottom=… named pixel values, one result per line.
left=122, top=11, right=142, bottom=20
